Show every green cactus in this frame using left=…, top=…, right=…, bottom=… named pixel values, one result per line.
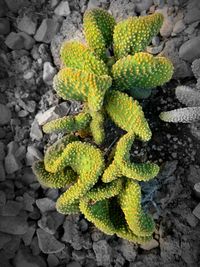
left=83, top=8, right=116, bottom=59
left=102, top=132, right=159, bottom=183
left=60, top=41, right=109, bottom=76
left=113, top=13, right=164, bottom=59
left=112, top=53, right=173, bottom=91
left=33, top=8, right=174, bottom=244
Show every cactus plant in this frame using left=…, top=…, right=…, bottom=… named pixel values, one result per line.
left=33, top=8, right=174, bottom=244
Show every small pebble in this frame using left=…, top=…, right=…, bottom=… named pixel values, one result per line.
left=54, top=1, right=71, bottom=16
left=43, top=62, right=57, bottom=85
left=5, top=32, right=24, bottom=50
left=34, top=19, right=60, bottom=43
left=36, top=197, right=56, bottom=213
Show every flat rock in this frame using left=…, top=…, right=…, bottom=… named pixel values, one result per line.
left=43, top=61, right=57, bottom=85
left=22, top=224, right=36, bottom=246
left=93, top=240, right=112, bottom=266
left=184, top=0, right=200, bottom=24
left=0, top=104, right=11, bottom=125
left=4, top=153, right=22, bottom=174
left=47, top=254, right=60, bottom=267
left=0, top=232, right=12, bottom=249
left=17, top=15, right=37, bottom=35
left=34, top=19, right=60, bottom=44
left=0, top=215, right=28, bottom=234
left=0, top=200, right=23, bottom=216
left=4, top=0, right=29, bottom=12
left=54, top=1, right=71, bottom=16
left=14, top=248, right=47, bottom=267
left=173, top=19, right=186, bottom=34
left=30, top=119, right=43, bottom=141
left=23, top=192, right=35, bottom=212
left=179, top=37, right=200, bottom=62
left=117, top=239, right=137, bottom=262
left=18, top=32, right=35, bottom=50
left=140, top=239, right=159, bottom=250
left=36, top=197, right=56, bottom=213
left=38, top=211, right=65, bottom=234
left=5, top=32, right=24, bottom=50
left=0, top=18, right=10, bottom=35
left=37, top=228, right=65, bottom=254
left=192, top=203, right=200, bottom=220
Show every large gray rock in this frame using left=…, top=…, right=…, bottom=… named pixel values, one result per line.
left=37, top=228, right=65, bottom=254
left=184, top=0, right=200, bottom=24
left=34, top=19, right=60, bottom=44
left=17, top=15, right=37, bottom=35
left=0, top=18, right=10, bottom=35
left=93, top=240, right=112, bottom=266
left=36, top=197, right=56, bottom=213
left=179, top=37, right=200, bottom=62
left=0, top=215, right=28, bottom=234
left=5, top=32, right=24, bottom=50
left=4, top=0, right=29, bottom=12
left=14, top=248, right=47, bottom=267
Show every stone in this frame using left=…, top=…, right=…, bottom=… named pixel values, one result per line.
left=4, top=0, right=29, bottom=12
left=0, top=161, right=5, bottom=181
left=0, top=18, right=10, bottom=35
left=30, top=236, right=40, bottom=255
left=5, top=153, right=22, bottom=174
left=187, top=165, right=200, bottom=186
left=109, top=0, right=136, bottom=20
left=185, top=213, right=199, bottom=227
left=0, top=0, right=8, bottom=17
left=161, top=38, right=192, bottom=78
left=0, top=190, right=6, bottom=207
left=173, top=19, right=186, bottom=34
left=38, top=211, right=65, bottom=234
left=21, top=167, right=37, bottom=184
left=62, top=215, right=84, bottom=250
left=17, top=15, right=37, bottom=35
left=54, top=1, right=71, bottom=17
left=179, top=37, right=200, bottom=62
left=0, top=104, right=11, bottom=125
left=184, top=0, right=200, bottom=24
left=36, top=102, right=70, bottom=126
left=26, top=145, right=43, bottom=166
left=36, top=197, right=56, bottom=213
left=37, top=228, right=65, bottom=254
left=23, top=192, right=35, bottom=212
left=146, top=42, right=164, bottom=54
left=93, top=240, right=112, bottom=266
left=118, top=240, right=137, bottom=262
left=192, top=58, right=200, bottom=79
left=0, top=200, right=23, bottom=216
left=135, top=0, right=153, bottom=13
left=0, top=232, right=12, bottom=249
left=14, top=248, right=47, bottom=267
left=140, top=239, right=159, bottom=250
left=47, top=254, right=60, bottom=267
left=18, top=32, right=35, bottom=50
left=67, top=262, right=81, bottom=267
left=43, top=62, right=57, bottom=85
left=22, top=224, right=36, bottom=246
left=2, top=235, right=21, bottom=259
left=0, top=215, right=28, bottom=234
left=192, top=203, right=200, bottom=220
left=34, top=19, right=60, bottom=44
left=5, top=32, right=24, bottom=50
left=30, top=119, right=43, bottom=141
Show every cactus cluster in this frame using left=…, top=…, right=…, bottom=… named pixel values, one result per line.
left=33, top=8, right=173, bottom=243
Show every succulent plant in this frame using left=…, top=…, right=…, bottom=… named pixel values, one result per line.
left=33, top=8, right=174, bottom=244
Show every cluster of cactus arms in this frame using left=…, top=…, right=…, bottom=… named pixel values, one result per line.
left=160, top=59, right=200, bottom=123
left=33, top=8, right=174, bottom=243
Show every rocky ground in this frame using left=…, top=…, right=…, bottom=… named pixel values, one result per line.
left=0, top=0, right=200, bottom=266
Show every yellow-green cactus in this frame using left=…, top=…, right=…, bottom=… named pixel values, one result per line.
left=83, top=8, right=116, bottom=59
left=53, top=67, right=112, bottom=112
left=113, top=13, right=164, bottom=59
left=60, top=41, right=108, bottom=76
left=80, top=180, right=152, bottom=243
left=32, top=161, right=76, bottom=188
left=119, top=179, right=154, bottom=237
left=105, top=90, right=152, bottom=141
left=112, top=53, right=173, bottom=91
left=90, top=110, right=105, bottom=145
left=33, top=8, right=174, bottom=244
left=102, top=132, right=159, bottom=183
left=43, top=112, right=92, bottom=134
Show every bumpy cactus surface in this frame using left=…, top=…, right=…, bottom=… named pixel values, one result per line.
left=33, top=8, right=174, bottom=244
